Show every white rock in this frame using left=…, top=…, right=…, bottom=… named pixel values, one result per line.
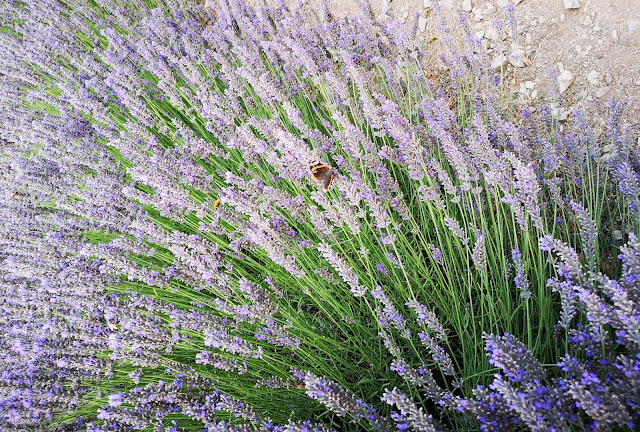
left=557, top=69, right=575, bottom=94
left=583, top=17, right=592, bottom=26
left=509, top=48, right=526, bottom=67
left=440, top=0, right=454, bottom=9
left=593, top=25, right=601, bottom=32
left=475, top=30, right=485, bottom=39
left=524, top=80, right=534, bottom=89
left=513, top=0, right=523, bottom=4
left=486, top=27, right=499, bottom=40
left=473, top=8, right=483, bottom=21
left=560, top=13, right=566, bottom=23
left=531, top=90, right=539, bottom=98
left=587, top=70, right=599, bottom=85
left=563, top=0, right=580, bottom=9
left=595, top=86, right=612, bottom=98
left=557, top=62, right=564, bottom=73
left=486, top=3, right=496, bottom=14
left=381, top=0, right=390, bottom=14
left=462, top=0, right=472, bottom=12
left=525, top=32, right=532, bottom=44
left=496, top=0, right=508, bottom=8
left=550, top=104, right=568, bottom=121
left=605, top=72, right=613, bottom=85
left=519, top=83, right=528, bottom=94
left=424, top=0, right=432, bottom=8
left=628, top=20, right=640, bottom=34
left=418, top=16, right=428, bottom=32
left=612, top=30, right=618, bottom=40
left=491, top=54, right=508, bottom=71
left=402, top=10, right=409, bottom=19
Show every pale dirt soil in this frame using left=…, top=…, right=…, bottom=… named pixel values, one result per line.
left=221, top=0, right=640, bottom=126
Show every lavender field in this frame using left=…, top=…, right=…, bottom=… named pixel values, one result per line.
left=1, top=0, right=639, bottom=430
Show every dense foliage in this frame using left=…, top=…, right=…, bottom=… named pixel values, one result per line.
left=1, top=0, right=639, bottom=430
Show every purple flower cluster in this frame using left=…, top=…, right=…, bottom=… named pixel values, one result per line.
left=1, top=0, right=640, bottom=430
left=318, top=242, right=366, bottom=297
left=458, top=233, right=640, bottom=431
left=511, top=248, right=531, bottom=300
left=371, top=285, right=410, bottom=338
left=295, top=370, right=390, bottom=431
left=94, top=375, right=262, bottom=429
left=382, top=388, right=445, bottom=432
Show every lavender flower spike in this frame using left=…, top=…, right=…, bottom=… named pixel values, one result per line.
left=381, top=388, right=448, bottom=432
left=443, top=215, right=469, bottom=246
left=299, top=370, right=391, bottom=431
left=511, top=248, right=531, bottom=300
left=318, top=242, right=367, bottom=296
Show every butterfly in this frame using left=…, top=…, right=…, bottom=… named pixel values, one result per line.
left=309, top=162, right=335, bottom=192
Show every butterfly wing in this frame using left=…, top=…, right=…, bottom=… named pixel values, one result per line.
left=310, top=164, right=328, bottom=181
left=310, top=163, right=334, bottom=192
left=322, top=170, right=334, bottom=192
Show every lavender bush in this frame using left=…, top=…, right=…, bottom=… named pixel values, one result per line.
left=1, top=0, right=639, bottom=430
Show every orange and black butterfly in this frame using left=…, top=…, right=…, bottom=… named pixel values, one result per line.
left=310, top=162, right=335, bottom=192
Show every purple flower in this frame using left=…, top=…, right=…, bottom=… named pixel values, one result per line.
left=300, top=371, right=390, bottom=431
left=318, top=242, right=366, bottom=297
left=382, top=388, right=444, bottom=432
left=108, top=393, right=124, bottom=408
left=511, top=248, right=531, bottom=299
left=371, top=285, right=409, bottom=338
left=375, top=263, right=388, bottom=275
left=484, top=333, right=545, bottom=385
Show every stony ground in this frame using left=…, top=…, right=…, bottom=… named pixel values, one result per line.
left=242, top=0, right=640, bottom=125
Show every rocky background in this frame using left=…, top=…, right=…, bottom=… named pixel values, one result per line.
left=260, top=0, right=640, bottom=122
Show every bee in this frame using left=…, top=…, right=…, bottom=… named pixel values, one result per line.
left=428, top=36, right=438, bottom=43
left=213, top=199, right=221, bottom=209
